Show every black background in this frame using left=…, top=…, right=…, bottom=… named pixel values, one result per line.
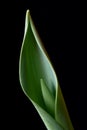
left=1, top=1, right=86, bottom=130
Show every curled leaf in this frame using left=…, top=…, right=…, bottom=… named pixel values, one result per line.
left=19, top=10, right=74, bottom=130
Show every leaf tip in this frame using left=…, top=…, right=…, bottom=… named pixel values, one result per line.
left=26, top=9, right=30, bottom=16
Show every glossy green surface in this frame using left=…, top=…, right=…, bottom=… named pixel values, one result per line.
left=19, top=10, right=74, bottom=130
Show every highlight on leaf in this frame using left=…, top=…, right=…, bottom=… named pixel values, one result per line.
left=19, top=9, right=74, bottom=130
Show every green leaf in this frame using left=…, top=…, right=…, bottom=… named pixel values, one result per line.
left=40, top=79, right=55, bottom=117
left=19, top=10, right=74, bottom=130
